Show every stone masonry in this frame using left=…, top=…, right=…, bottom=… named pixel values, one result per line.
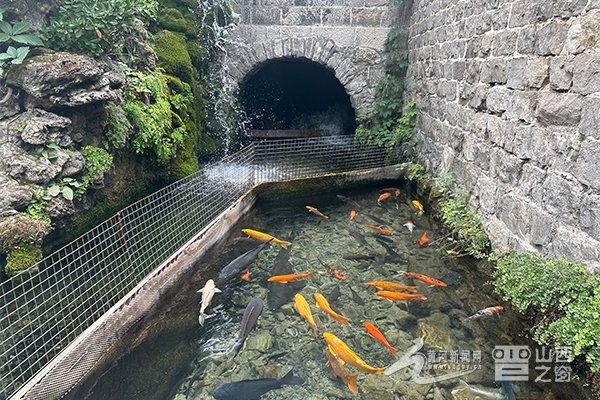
left=226, top=0, right=402, bottom=114
left=405, top=0, right=600, bottom=271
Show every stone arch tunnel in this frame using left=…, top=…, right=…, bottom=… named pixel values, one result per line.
left=224, top=0, right=404, bottom=133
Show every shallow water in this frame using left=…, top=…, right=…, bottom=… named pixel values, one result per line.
left=82, top=184, right=592, bottom=400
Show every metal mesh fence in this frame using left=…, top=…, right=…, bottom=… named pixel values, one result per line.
left=0, top=136, right=386, bottom=399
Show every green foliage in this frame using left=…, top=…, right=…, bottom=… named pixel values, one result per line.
left=122, top=69, right=192, bottom=164
left=152, top=30, right=194, bottom=82
left=45, top=0, right=158, bottom=56
left=402, top=162, right=426, bottom=182
left=493, top=253, right=600, bottom=371
left=81, top=145, right=113, bottom=190
left=157, top=7, right=197, bottom=37
left=0, top=10, right=43, bottom=76
left=439, top=189, right=490, bottom=258
left=105, top=103, right=132, bottom=149
left=5, top=243, right=43, bottom=275
left=356, top=95, right=416, bottom=148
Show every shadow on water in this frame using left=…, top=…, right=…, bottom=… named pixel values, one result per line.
left=75, top=183, right=593, bottom=400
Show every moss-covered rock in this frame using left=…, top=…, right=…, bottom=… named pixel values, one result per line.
left=152, top=30, right=194, bottom=83
left=157, top=7, right=198, bottom=37
left=5, top=243, right=43, bottom=276
left=0, top=214, right=51, bottom=252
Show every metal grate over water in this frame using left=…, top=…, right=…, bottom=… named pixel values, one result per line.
left=0, top=137, right=387, bottom=399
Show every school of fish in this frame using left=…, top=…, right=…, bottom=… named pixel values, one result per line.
left=196, top=186, right=505, bottom=398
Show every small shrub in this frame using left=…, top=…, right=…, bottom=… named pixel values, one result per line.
left=493, top=253, right=600, bottom=371
left=81, top=145, right=113, bottom=188
left=439, top=189, right=490, bottom=259
left=5, top=242, right=43, bottom=275
left=45, top=0, right=158, bottom=56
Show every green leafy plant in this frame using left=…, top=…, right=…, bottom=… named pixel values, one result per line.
left=0, top=10, right=43, bottom=76
left=439, top=189, right=490, bottom=259
left=80, top=145, right=113, bottom=190
left=45, top=0, right=158, bottom=56
left=122, top=69, right=192, bottom=164
left=401, top=162, right=426, bottom=182
left=34, top=143, right=61, bottom=160
left=493, top=253, right=600, bottom=371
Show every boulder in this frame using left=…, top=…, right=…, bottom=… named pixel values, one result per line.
left=0, top=173, right=35, bottom=214
left=0, top=214, right=51, bottom=251
left=11, top=109, right=73, bottom=146
left=0, top=143, right=63, bottom=184
left=6, top=52, right=125, bottom=108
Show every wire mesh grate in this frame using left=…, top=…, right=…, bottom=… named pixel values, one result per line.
left=0, top=136, right=386, bottom=399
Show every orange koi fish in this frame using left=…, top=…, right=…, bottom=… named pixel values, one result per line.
left=306, top=206, right=329, bottom=219
left=349, top=210, right=357, bottom=221
left=366, top=281, right=418, bottom=292
left=241, top=229, right=291, bottom=249
left=418, top=231, right=430, bottom=246
left=380, top=188, right=401, bottom=197
left=411, top=200, right=424, bottom=215
left=401, top=271, right=447, bottom=287
left=377, top=192, right=391, bottom=205
left=314, top=293, right=349, bottom=324
left=365, top=225, right=393, bottom=236
left=467, top=305, right=504, bottom=320
left=328, top=268, right=347, bottom=281
left=268, top=272, right=314, bottom=283
left=362, top=322, right=398, bottom=358
left=294, top=293, right=318, bottom=337
left=240, top=270, right=251, bottom=281
left=323, top=332, right=385, bottom=375
left=375, top=291, right=428, bottom=301
left=324, top=349, right=359, bottom=394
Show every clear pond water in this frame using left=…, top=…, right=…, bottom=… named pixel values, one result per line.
left=80, top=183, right=592, bottom=400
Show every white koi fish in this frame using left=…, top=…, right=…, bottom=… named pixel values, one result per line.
left=197, top=279, right=221, bottom=326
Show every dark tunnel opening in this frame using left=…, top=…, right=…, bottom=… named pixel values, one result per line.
left=239, top=57, right=357, bottom=136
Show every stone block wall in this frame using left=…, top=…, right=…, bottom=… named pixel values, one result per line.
left=405, top=0, right=600, bottom=271
left=226, top=0, right=406, bottom=114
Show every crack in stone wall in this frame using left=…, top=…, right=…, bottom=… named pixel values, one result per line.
left=405, top=0, right=600, bottom=272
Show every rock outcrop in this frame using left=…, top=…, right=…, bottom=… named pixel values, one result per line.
left=0, top=51, right=125, bottom=275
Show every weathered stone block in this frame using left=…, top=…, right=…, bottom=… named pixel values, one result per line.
left=492, top=30, right=517, bottom=56
left=322, top=7, right=351, bottom=25
left=535, top=20, right=568, bottom=55
left=549, top=56, right=574, bottom=91
left=251, top=6, right=282, bottom=24
left=551, top=226, right=600, bottom=269
left=481, top=58, right=507, bottom=84
left=517, top=26, right=536, bottom=54
left=474, top=174, right=498, bottom=215
left=497, top=192, right=530, bottom=237
left=573, top=138, right=600, bottom=188
left=579, top=95, right=600, bottom=140
left=571, top=52, right=600, bottom=95
left=536, top=92, right=582, bottom=126
left=527, top=202, right=556, bottom=246
left=580, top=192, right=600, bottom=240
left=280, top=6, right=320, bottom=25
left=506, top=57, right=528, bottom=90
left=528, top=57, right=550, bottom=88
left=351, top=8, right=384, bottom=26
left=505, top=90, right=535, bottom=123
left=491, top=148, right=524, bottom=184
left=543, top=172, right=583, bottom=216
left=486, top=86, right=509, bottom=114
left=519, top=163, right=547, bottom=203
left=565, top=9, right=600, bottom=54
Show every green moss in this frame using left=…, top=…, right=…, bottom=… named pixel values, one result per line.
left=105, top=103, right=132, bottom=149
left=157, top=7, right=198, bottom=37
left=169, top=120, right=199, bottom=179
left=82, top=146, right=113, bottom=184
left=5, top=243, right=43, bottom=276
left=152, top=30, right=194, bottom=82
left=186, top=41, right=207, bottom=70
